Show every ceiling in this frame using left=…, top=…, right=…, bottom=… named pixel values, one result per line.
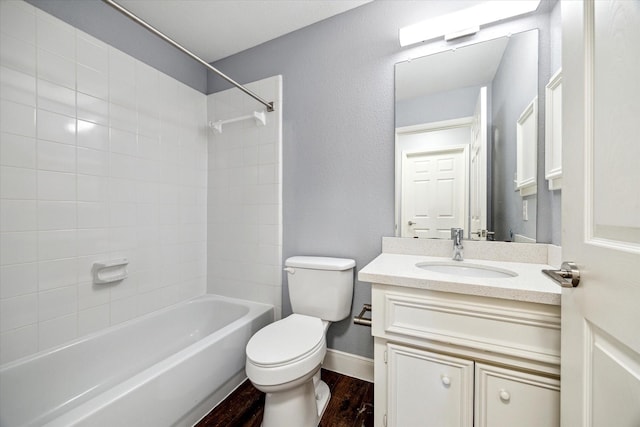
left=117, top=0, right=372, bottom=63
left=395, top=35, right=510, bottom=101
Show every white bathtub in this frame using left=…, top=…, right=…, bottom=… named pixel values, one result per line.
left=0, top=294, right=273, bottom=427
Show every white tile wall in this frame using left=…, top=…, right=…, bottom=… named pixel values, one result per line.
left=0, top=1, right=208, bottom=364
left=207, top=76, right=283, bottom=318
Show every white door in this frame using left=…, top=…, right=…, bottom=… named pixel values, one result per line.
left=562, top=1, right=640, bottom=425
left=470, top=87, right=488, bottom=239
left=401, top=147, right=467, bottom=238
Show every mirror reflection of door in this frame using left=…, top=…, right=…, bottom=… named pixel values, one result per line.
left=401, top=147, right=467, bottom=238
left=398, top=120, right=470, bottom=238
left=395, top=29, right=541, bottom=242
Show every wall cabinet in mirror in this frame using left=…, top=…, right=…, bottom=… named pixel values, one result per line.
left=516, top=97, right=538, bottom=196
left=545, top=69, right=563, bottom=190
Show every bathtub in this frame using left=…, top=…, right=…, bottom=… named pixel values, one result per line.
left=0, top=294, right=273, bottom=427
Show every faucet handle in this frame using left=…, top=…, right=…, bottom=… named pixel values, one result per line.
left=451, top=228, right=464, bottom=240
left=451, top=228, right=464, bottom=261
left=471, top=229, right=495, bottom=239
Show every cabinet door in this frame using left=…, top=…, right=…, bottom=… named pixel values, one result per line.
left=387, top=344, right=474, bottom=427
left=474, top=363, right=560, bottom=427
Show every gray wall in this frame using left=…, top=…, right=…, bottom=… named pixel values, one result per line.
left=209, top=1, right=562, bottom=358
left=396, top=86, right=481, bottom=128
left=491, top=30, right=539, bottom=242
left=546, top=0, right=563, bottom=245
left=529, top=0, right=561, bottom=245
left=25, top=0, right=207, bottom=93
left=209, top=1, right=488, bottom=358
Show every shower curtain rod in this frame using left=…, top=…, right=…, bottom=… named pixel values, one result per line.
left=102, top=0, right=275, bottom=112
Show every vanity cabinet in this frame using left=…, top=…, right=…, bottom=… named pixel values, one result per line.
left=474, top=363, right=559, bottom=427
left=387, top=344, right=474, bottom=427
left=372, top=284, right=561, bottom=427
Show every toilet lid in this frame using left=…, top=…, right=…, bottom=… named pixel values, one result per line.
left=246, top=314, right=325, bottom=367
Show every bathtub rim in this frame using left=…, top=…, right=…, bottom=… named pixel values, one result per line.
left=0, top=293, right=274, bottom=371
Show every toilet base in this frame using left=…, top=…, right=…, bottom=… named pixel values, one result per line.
left=260, top=375, right=331, bottom=427
left=315, top=380, right=331, bottom=420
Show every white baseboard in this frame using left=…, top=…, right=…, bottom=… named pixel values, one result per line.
left=323, top=348, right=374, bottom=383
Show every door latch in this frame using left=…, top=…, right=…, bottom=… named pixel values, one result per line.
left=542, top=261, right=580, bottom=288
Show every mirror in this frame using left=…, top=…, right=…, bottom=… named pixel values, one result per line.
left=395, top=29, right=539, bottom=242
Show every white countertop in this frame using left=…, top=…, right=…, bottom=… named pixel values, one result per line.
left=358, top=253, right=561, bottom=305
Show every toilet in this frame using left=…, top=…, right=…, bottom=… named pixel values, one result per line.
left=245, top=256, right=355, bottom=427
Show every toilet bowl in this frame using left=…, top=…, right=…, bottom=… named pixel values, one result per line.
left=246, top=314, right=330, bottom=426
left=245, top=256, right=355, bottom=427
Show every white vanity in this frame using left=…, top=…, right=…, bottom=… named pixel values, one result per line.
left=359, top=238, right=561, bottom=427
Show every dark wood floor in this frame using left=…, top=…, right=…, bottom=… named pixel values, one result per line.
left=196, top=370, right=374, bottom=427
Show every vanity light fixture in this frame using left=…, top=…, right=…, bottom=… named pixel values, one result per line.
left=399, top=0, right=540, bottom=47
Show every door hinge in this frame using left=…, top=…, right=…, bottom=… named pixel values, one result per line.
left=384, top=350, right=388, bottom=364
left=383, top=414, right=387, bottom=427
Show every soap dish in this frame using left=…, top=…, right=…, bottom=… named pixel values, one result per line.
left=92, top=258, right=128, bottom=285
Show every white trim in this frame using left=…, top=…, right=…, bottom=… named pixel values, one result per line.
left=323, top=348, right=374, bottom=383
left=516, top=97, right=538, bottom=196
left=545, top=68, right=563, bottom=190
left=402, top=143, right=468, bottom=157
left=396, top=117, right=473, bottom=135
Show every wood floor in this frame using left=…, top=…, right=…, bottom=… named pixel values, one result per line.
left=196, top=370, right=374, bottom=427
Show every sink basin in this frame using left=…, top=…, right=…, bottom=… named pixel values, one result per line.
left=415, top=262, right=518, bottom=279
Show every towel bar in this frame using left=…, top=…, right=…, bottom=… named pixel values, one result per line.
left=353, top=303, right=372, bottom=327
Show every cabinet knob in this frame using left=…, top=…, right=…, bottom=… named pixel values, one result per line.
left=499, top=389, right=511, bottom=402
left=441, top=375, right=451, bottom=386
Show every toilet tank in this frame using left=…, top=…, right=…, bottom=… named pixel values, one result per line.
left=285, top=256, right=355, bottom=322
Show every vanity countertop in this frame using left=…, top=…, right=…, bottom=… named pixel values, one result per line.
left=359, top=253, right=561, bottom=305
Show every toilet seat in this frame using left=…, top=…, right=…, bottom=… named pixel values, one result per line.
left=246, top=314, right=327, bottom=386
left=246, top=314, right=324, bottom=367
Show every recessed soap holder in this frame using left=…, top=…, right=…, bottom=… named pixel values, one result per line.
left=92, top=258, right=128, bottom=285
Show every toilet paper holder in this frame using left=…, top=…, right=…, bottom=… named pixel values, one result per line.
left=353, top=303, right=372, bottom=327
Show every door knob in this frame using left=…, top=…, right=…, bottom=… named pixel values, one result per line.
left=542, top=261, right=580, bottom=288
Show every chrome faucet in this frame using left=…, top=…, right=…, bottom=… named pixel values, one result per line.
left=451, top=228, right=464, bottom=261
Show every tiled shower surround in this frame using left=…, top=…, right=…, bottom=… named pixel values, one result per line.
left=0, top=1, right=214, bottom=364
left=206, top=76, right=283, bottom=319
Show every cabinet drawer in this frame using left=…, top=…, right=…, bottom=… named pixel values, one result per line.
left=387, top=344, right=474, bottom=427
left=474, top=363, right=560, bottom=427
left=374, top=288, right=560, bottom=365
